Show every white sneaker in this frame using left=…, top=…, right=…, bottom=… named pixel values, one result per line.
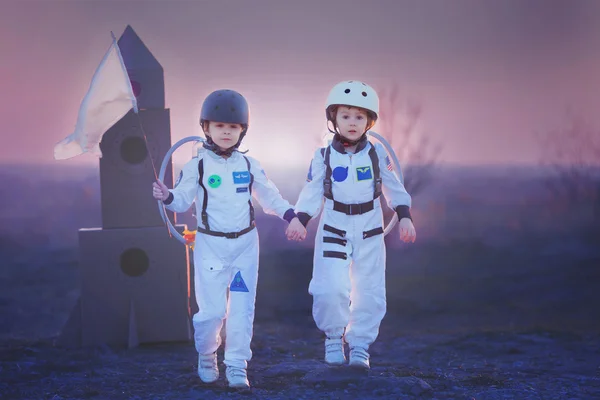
left=197, top=352, right=219, bottom=383
left=226, top=366, right=250, bottom=388
left=325, top=336, right=346, bottom=365
left=349, top=346, right=370, bottom=369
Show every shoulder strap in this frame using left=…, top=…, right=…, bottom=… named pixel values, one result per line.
left=368, top=144, right=382, bottom=199
left=197, top=158, right=210, bottom=230
left=322, top=146, right=333, bottom=200
left=242, top=156, right=256, bottom=227
left=243, top=156, right=254, bottom=194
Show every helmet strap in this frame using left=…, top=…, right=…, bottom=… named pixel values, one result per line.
left=334, top=132, right=367, bottom=147
left=327, top=119, right=369, bottom=147
left=203, top=134, right=247, bottom=157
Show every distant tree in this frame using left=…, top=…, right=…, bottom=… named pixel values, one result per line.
left=537, top=109, right=600, bottom=204
left=376, top=83, right=442, bottom=197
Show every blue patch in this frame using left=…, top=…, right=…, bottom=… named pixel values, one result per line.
left=236, top=187, right=248, bottom=193
left=332, top=166, right=348, bottom=182
left=306, top=163, right=313, bottom=182
left=356, top=166, right=373, bottom=181
left=232, top=171, right=251, bottom=184
left=230, top=271, right=249, bottom=292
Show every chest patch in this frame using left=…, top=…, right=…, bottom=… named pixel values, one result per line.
left=332, top=166, right=349, bottom=182
left=233, top=171, right=251, bottom=184
left=208, top=175, right=222, bottom=188
left=356, top=166, right=373, bottom=181
left=236, top=187, right=248, bottom=193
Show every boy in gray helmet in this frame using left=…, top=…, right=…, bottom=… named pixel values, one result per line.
left=153, top=89, right=305, bottom=388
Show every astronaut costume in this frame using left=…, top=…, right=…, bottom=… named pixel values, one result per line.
left=294, top=81, right=413, bottom=367
left=162, top=90, right=295, bottom=387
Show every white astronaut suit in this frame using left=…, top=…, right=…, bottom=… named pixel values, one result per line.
left=294, top=81, right=413, bottom=355
left=163, top=148, right=295, bottom=370
left=295, top=137, right=412, bottom=351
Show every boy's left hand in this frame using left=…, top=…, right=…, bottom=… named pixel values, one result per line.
left=399, top=218, right=416, bottom=243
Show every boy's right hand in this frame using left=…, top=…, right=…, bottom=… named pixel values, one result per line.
left=152, top=180, right=170, bottom=201
left=286, top=218, right=307, bottom=241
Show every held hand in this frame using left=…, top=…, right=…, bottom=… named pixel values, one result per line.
left=399, top=218, right=416, bottom=243
left=152, top=180, right=170, bottom=201
left=286, top=218, right=307, bottom=241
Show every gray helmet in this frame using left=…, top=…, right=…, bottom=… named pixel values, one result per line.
left=200, top=89, right=249, bottom=135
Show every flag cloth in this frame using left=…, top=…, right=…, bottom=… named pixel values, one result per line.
left=385, top=155, right=394, bottom=171
left=53, top=34, right=138, bottom=160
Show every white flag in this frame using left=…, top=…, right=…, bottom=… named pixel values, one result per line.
left=54, top=33, right=138, bottom=160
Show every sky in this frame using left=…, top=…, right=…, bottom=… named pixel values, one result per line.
left=1, top=0, right=599, bottom=171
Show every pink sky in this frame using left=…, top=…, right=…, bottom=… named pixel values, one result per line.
left=1, top=0, right=599, bottom=170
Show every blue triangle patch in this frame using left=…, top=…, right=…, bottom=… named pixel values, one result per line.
left=230, top=271, right=249, bottom=292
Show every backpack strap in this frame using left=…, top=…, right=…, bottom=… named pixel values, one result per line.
left=197, top=158, right=210, bottom=230
left=368, top=144, right=382, bottom=199
left=322, top=146, right=333, bottom=200
left=242, top=156, right=256, bottom=228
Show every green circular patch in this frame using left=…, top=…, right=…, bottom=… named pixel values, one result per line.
left=208, top=175, right=222, bottom=188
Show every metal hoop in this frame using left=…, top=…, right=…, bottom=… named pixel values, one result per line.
left=366, top=130, right=403, bottom=236
left=157, top=136, right=205, bottom=245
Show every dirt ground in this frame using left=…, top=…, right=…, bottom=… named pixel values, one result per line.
left=1, top=316, right=599, bottom=400
left=1, top=202, right=599, bottom=399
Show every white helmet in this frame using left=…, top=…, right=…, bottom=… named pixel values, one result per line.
left=325, top=80, right=379, bottom=125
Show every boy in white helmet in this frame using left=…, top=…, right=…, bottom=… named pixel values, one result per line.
left=286, top=80, right=416, bottom=369
left=153, top=89, right=302, bottom=388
